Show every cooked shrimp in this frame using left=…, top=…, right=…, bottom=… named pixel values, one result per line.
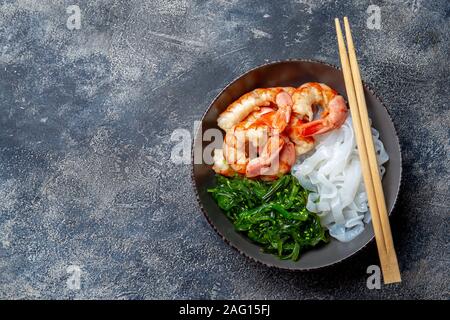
left=275, top=137, right=296, bottom=174
left=271, top=91, right=293, bottom=133
left=221, top=106, right=280, bottom=175
left=223, top=127, right=247, bottom=174
left=286, top=116, right=315, bottom=156
left=240, top=91, right=292, bottom=149
left=242, top=108, right=275, bottom=155
left=217, top=87, right=295, bottom=131
left=236, top=107, right=274, bottom=129
left=232, top=103, right=286, bottom=157
left=291, top=82, right=345, bottom=122
left=220, top=90, right=295, bottom=177
left=213, top=83, right=347, bottom=179
left=232, top=107, right=272, bottom=159
left=297, top=94, right=348, bottom=136
left=212, top=149, right=235, bottom=177
left=246, top=135, right=295, bottom=178
left=256, top=140, right=296, bottom=181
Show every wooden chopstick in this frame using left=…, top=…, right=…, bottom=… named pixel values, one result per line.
left=343, top=17, right=401, bottom=283
left=343, top=18, right=398, bottom=254
left=335, top=18, right=401, bottom=284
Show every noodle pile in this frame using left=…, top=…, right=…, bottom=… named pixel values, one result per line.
left=291, top=116, right=389, bottom=242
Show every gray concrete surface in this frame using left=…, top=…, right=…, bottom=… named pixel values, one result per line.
left=0, top=0, right=448, bottom=299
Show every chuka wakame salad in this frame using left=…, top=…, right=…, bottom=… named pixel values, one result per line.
left=208, top=174, right=328, bottom=261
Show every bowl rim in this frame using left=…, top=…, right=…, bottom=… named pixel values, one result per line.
left=191, top=58, right=402, bottom=271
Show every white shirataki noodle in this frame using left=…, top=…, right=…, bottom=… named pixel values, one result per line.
left=291, top=116, right=389, bottom=242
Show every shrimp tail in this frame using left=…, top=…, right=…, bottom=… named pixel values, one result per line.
left=298, top=119, right=328, bottom=137
left=298, top=95, right=348, bottom=137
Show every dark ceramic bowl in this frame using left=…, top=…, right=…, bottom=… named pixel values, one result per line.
left=192, top=60, right=401, bottom=270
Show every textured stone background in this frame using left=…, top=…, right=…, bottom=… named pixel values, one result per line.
left=0, top=0, right=448, bottom=299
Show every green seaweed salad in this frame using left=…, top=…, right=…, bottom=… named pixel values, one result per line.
left=208, top=174, right=328, bottom=261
